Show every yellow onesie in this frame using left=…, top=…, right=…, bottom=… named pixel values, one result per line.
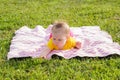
left=47, top=37, right=76, bottom=50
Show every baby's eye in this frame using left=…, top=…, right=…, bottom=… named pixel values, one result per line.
left=53, top=38, right=56, bottom=40
left=58, top=39, right=62, bottom=41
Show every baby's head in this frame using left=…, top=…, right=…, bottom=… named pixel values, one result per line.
left=52, top=21, right=70, bottom=36
left=51, top=21, right=70, bottom=49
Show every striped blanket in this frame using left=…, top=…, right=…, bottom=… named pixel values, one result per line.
left=7, top=25, right=120, bottom=60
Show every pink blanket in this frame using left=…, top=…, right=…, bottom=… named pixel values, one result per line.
left=7, top=25, right=120, bottom=60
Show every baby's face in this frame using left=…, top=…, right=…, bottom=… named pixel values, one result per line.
left=52, top=34, right=67, bottom=49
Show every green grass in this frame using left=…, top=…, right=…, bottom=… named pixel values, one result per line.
left=0, top=0, right=120, bottom=79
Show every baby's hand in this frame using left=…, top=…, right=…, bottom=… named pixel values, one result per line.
left=75, top=41, right=81, bottom=49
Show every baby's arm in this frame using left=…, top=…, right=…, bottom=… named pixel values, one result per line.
left=39, top=46, right=51, bottom=58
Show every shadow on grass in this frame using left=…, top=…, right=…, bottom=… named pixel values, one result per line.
left=8, top=54, right=120, bottom=61
left=51, top=54, right=120, bottom=61
left=8, top=57, right=32, bottom=61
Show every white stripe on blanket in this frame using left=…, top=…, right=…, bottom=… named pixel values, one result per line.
left=7, top=25, right=120, bottom=60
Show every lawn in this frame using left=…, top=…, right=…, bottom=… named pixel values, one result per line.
left=0, top=0, right=120, bottom=80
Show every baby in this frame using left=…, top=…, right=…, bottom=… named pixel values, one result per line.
left=40, top=21, right=81, bottom=58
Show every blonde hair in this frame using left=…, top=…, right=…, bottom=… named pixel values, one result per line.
left=52, top=21, right=70, bottom=36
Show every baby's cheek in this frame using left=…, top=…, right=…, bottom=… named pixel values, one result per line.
left=62, top=41, right=66, bottom=46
